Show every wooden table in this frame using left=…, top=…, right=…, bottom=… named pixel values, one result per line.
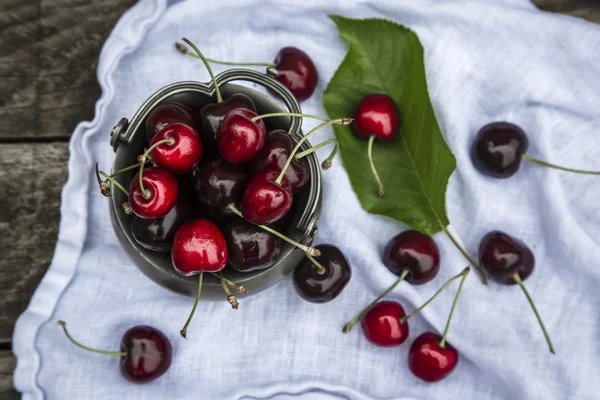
left=0, top=1, right=595, bottom=398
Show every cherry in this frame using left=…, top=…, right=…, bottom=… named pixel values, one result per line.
left=128, top=167, right=178, bottom=219
left=293, top=244, right=352, bottom=303
left=57, top=321, right=172, bottom=383
left=150, top=123, right=203, bottom=174
left=352, top=94, right=401, bottom=197
left=383, top=230, right=440, bottom=285
left=145, top=103, right=193, bottom=144
left=217, top=108, right=267, bottom=164
left=479, top=231, right=555, bottom=354
left=193, top=156, right=248, bottom=214
left=408, top=332, right=459, bottom=382
left=249, top=129, right=309, bottom=194
left=172, top=219, right=228, bottom=338
left=222, top=218, right=281, bottom=272
left=241, top=169, right=293, bottom=225
left=360, top=301, right=409, bottom=346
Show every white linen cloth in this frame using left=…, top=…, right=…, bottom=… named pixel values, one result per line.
left=13, top=0, right=600, bottom=399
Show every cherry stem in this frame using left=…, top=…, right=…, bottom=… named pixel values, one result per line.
left=180, top=271, right=203, bottom=339
left=342, top=269, right=410, bottom=333
left=251, top=112, right=353, bottom=125
left=219, top=272, right=239, bottom=309
left=367, top=135, right=385, bottom=197
left=227, top=204, right=320, bottom=257
left=276, top=119, right=351, bottom=185
left=400, top=267, right=470, bottom=324
left=181, top=38, right=223, bottom=103
left=110, top=161, right=151, bottom=178
left=305, top=253, right=326, bottom=274
left=513, top=272, right=555, bottom=354
left=210, top=272, right=247, bottom=294
left=442, top=227, right=488, bottom=285
left=57, top=321, right=126, bottom=357
left=438, top=267, right=470, bottom=348
left=98, top=171, right=129, bottom=196
left=176, top=42, right=276, bottom=67
left=295, top=139, right=338, bottom=160
left=522, top=154, right=600, bottom=175
left=322, top=143, right=339, bottom=170
left=138, top=138, right=175, bottom=199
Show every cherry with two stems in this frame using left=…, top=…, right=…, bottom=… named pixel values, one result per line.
left=479, top=231, right=555, bottom=354
left=177, top=43, right=318, bottom=102
left=472, top=122, right=600, bottom=178
left=57, top=321, right=172, bottom=383
left=145, top=103, right=193, bottom=144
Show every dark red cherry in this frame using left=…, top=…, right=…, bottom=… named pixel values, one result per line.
left=249, top=129, right=309, bottom=193
left=241, top=169, right=292, bottom=225
left=383, top=230, right=440, bottom=285
left=131, top=195, right=192, bottom=252
left=353, top=94, right=400, bottom=141
left=171, top=219, right=228, bottom=275
left=145, top=103, right=193, bottom=144
left=293, top=245, right=351, bottom=303
left=478, top=231, right=534, bottom=285
left=120, top=326, right=172, bottom=383
left=196, top=94, right=256, bottom=148
left=273, top=47, right=318, bottom=102
left=217, top=109, right=266, bottom=164
left=361, top=301, right=409, bottom=347
left=222, top=218, right=281, bottom=272
left=408, top=332, right=459, bottom=382
left=193, top=157, right=248, bottom=215
left=471, top=122, right=529, bottom=178
left=129, top=168, right=178, bottom=219
left=150, top=123, right=203, bottom=174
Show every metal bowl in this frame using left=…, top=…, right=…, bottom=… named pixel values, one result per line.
left=108, top=69, right=322, bottom=298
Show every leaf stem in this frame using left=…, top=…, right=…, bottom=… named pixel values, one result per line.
left=367, top=135, right=385, bottom=197
left=180, top=271, right=203, bottom=339
left=442, top=227, right=488, bottom=285
left=439, top=268, right=470, bottom=348
left=522, top=154, right=600, bottom=175
left=182, top=38, right=223, bottom=102
left=57, top=321, right=125, bottom=357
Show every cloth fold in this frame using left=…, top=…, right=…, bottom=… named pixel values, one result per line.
left=13, top=0, right=600, bottom=399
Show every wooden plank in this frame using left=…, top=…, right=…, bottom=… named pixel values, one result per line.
left=0, top=143, right=69, bottom=341
left=0, top=350, right=18, bottom=400
left=532, top=0, right=600, bottom=22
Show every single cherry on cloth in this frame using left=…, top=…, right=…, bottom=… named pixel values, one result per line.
left=241, top=169, right=293, bottom=225
left=150, top=123, right=203, bottom=174
left=217, top=108, right=267, bottom=164
left=383, top=230, right=441, bottom=285
left=352, top=94, right=401, bottom=197
left=129, top=167, right=178, bottom=219
left=479, top=231, right=555, bottom=354
left=293, top=245, right=352, bottom=303
left=249, top=129, right=309, bottom=194
left=193, top=156, right=248, bottom=214
left=361, top=301, right=409, bottom=347
left=145, top=103, right=193, bottom=144
left=57, top=321, right=172, bottom=384
left=222, top=218, right=281, bottom=272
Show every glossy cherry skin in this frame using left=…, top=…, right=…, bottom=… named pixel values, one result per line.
left=293, top=245, right=352, bottom=303
left=353, top=94, right=400, bottom=141
left=193, top=157, right=247, bottom=214
left=222, top=218, right=281, bottom=272
left=273, top=47, right=318, bottom=102
left=217, top=108, right=266, bottom=164
left=131, top=196, right=192, bottom=252
left=361, top=301, right=409, bottom=347
left=150, top=123, right=203, bottom=174
left=197, top=94, right=256, bottom=148
left=241, top=169, right=293, bottom=225
left=145, top=103, right=193, bottom=144
left=383, top=230, right=440, bottom=285
left=249, top=129, right=309, bottom=193
left=408, top=332, right=459, bottom=382
left=120, top=326, right=172, bottom=383
left=471, top=122, right=529, bottom=178
left=171, top=219, right=228, bottom=275
left=478, top=231, right=534, bottom=285
left=129, top=168, right=178, bottom=219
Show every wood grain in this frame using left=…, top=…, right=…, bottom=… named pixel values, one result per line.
left=0, top=350, right=18, bottom=400
left=532, top=0, right=600, bottom=22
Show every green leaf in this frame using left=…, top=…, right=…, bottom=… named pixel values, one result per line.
left=323, top=16, right=456, bottom=236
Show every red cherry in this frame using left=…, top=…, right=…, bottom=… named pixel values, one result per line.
left=241, top=169, right=292, bottom=225
left=361, top=301, right=409, bottom=347
left=196, top=94, right=256, bottom=149
left=129, top=168, right=178, bottom=219
left=408, top=332, right=459, bottom=382
left=353, top=94, right=400, bottom=141
left=171, top=219, right=228, bottom=275
left=217, top=108, right=266, bottom=164
left=273, top=47, right=319, bottom=102
left=145, top=103, right=193, bottom=144
left=150, top=123, right=203, bottom=174
left=383, top=230, right=441, bottom=285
